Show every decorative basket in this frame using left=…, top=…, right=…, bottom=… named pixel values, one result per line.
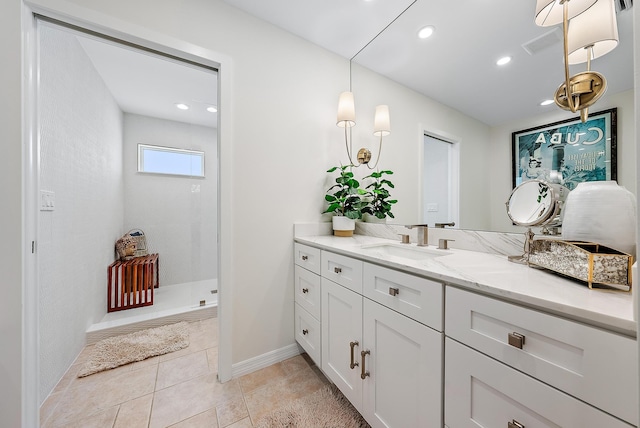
left=528, top=239, right=633, bottom=291
left=126, top=229, right=149, bottom=258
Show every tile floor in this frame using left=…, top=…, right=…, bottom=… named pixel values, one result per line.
left=40, top=317, right=330, bottom=427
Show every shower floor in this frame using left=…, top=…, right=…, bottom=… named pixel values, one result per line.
left=86, top=278, right=218, bottom=343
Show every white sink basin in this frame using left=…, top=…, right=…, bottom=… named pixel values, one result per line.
left=360, top=243, right=451, bottom=260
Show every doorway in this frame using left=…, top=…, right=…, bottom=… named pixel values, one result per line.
left=422, top=133, right=460, bottom=227
left=35, top=18, right=220, bottom=404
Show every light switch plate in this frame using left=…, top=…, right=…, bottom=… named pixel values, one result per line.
left=40, top=190, right=55, bottom=211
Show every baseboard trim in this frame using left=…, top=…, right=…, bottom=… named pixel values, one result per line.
left=231, top=343, right=303, bottom=378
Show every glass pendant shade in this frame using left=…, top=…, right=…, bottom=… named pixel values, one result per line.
left=373, top=105, right=391, bottom=137
left=337, top=91, right=356, bottom=128
left=567, top=0, right=618, bottom=64
left=535, top=0, right=598, bottom=26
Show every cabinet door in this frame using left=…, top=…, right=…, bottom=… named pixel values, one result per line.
left=362, top=299, right=443, bottom=428
left=321, top=278, right=363, bottom=411
left=444, top=338, right=633, bottom=428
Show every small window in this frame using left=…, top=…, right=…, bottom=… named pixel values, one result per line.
left=138, top=144, right=205, bottom=177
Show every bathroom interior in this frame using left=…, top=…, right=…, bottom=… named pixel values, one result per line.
left=6, top=0, right=639, bottom=426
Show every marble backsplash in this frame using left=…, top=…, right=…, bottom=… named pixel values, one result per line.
left=294, top=222, right=526, bottom=257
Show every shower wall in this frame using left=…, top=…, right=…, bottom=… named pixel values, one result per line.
left=122, top=113, right=218, bottom=286
left=38, top=23, right=125, bottom=403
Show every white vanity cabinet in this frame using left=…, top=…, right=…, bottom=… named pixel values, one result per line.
left=293, top=243, right=322, bottom=365
left=321, top=251, right=443, bottom=428
left=444, top=285, right=638, bottom=427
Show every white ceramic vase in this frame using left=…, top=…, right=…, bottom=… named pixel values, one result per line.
left=332, top=216, right=356, bottom=237
left=561, top=181, right=637, bottom=255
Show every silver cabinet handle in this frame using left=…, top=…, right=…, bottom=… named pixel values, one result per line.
left=508, top=332, right=525, bottom=349
left=508, top=420, right=525, bottom=428
left=389, top=287, right=399, bottom=296
left=301, top=255, right=308, bottom=261
left=334, top=267, right=342, bottom=274
left=350, top=341, right=359, bottom=369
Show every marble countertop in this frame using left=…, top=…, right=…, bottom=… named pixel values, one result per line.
left=295, top=234, right=637, bottom=337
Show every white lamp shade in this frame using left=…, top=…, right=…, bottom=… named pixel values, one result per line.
left=373, top=105, right=390, bottom=137
left=337, top=91, right=356, bottom=128
left=535, top=0, right=598, bottom=27
left=567, top=0, right=618, bottom=64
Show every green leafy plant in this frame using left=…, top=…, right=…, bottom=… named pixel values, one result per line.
left=323, top=165, right=367, bottom=219
left=362, top=170, right=397, bottom=219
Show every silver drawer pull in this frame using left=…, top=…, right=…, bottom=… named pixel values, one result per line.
left=508, top=420, right=525, bottom=428
left=302, top=288, right=309, bottom=293
left=334, top=267, right=342, bottom=274
left=389, top=287, right=399, bottom=296
left=508, top=332, right=525, bottom=349
left=301, top=255, right=308, bottom=261
left=302, top=329, right=309, bottom=335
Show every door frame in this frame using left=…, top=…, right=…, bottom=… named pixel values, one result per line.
left=417, top=126, right=460, bottom=227
left=22, top=1, right=234, bottom=424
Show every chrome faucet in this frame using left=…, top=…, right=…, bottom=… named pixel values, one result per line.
left=405, top=224, right=429, bottom=247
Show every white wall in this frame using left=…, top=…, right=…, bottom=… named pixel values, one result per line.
left=488, top=89, right=635, bottom=232
left=123, top=113, right=218, bottom=285
left=38, top=23, right=124, bottom=402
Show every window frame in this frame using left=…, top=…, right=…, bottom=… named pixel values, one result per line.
left=137, top=143, right=205, bottom=178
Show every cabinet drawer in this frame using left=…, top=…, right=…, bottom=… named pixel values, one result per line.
left=445, top=286, right=638, bottom=425
left=294, top=265, right=321, bottom=319
left=445, top=338, right=633, bottom=428
left=295, top=303, right=321, bottom=366
left=363, top=263, right=443, bottom=331
left=321, top=251, right=363, bottom=294
left=294, top=243, right=321, bottom=274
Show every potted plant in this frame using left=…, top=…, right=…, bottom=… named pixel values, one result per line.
left=362, top=170, right=397, bottom=222
left=323, top=165, right=367, bottom=236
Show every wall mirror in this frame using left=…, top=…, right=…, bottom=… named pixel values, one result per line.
left=347, top=1, right=635, bottom=233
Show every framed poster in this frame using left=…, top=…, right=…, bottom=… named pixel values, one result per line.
left=511, top=108, right=617, bottom=190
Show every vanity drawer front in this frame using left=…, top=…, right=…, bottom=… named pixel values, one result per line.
left=321, top=251, right=363, bottom=294
left=445, top=338, right=633, bottom=428
left=363, top=263, right=443, bottom=331
left=294, top=243, right=321, bottom=274
left=445, top=286, right=638, bottom=426
left=295, top=303, right=321, bottom=366
left=294, top=265, right=321, bottom=319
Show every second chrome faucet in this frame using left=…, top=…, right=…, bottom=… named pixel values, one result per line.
left=405, top=224, right=429, bottom=247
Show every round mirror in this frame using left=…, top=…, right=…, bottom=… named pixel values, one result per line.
left=506, top=179, right=569, bottom=228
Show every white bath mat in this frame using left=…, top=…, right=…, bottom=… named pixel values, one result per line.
left=77, top=321, right=189, bottom=377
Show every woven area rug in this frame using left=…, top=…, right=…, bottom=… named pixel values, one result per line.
left=77, top=322, right=189, bottom=377
left=255, top=384, right=370, bottom=428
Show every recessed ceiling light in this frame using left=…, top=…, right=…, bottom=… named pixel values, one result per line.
left=496, top=56, right=511, bottom=66
left=206, top=106, right=218, bottom=113
left=175, top=103, right=189, bottom=110
left=540, top=99, right=555, bottom=106
left=418, top=26, right=435, bottom=39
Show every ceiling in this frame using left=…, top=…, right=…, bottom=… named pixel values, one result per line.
left=223, top=0, right=634, bottom=126
left=77, top=34, right=218, bottom=128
